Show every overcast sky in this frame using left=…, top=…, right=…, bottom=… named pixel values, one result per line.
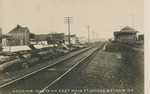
left=0, top=0, right=143, bottom=39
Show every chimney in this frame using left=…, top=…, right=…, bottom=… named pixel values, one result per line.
left=17, top=24, right=22, bottom=28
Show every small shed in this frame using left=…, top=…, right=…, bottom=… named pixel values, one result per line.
left=0, top=34, right=10, bottom=51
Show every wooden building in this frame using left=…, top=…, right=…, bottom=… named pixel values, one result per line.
left=114, top=26, right=139, bottom=44
left=136, top=34, right=144, bottom=44
left=0, top=34, right=10, bottom=51
left=4, top=25, right=35, bottom=46
left=138, top=34, right=144, bottom=41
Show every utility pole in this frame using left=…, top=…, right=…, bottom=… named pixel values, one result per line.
left=130, top=15, right=135, bottom=44
left=87, top=25, right=90, bottom=44
left=120, top=25, right=122, bottom=30
left=92, top=31, right=95, bottom=42
left=7, top=37, right=13, bottom=52
left=64, top=17, right=73, bottom=46
left=95, top=32, right=98, bottom=42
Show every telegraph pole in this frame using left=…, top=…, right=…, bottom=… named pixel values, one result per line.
left=87, top=25, right=90, bottom=44
left=130, top=15, right=135, bottom=44
left=92, top=31, right=95, bottom=41
left=64, top=17, right=73, bottom=46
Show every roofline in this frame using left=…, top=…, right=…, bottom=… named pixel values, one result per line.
left=8, top=25, right=29, bottom=34
left=114, top=31, right=138, bottom=36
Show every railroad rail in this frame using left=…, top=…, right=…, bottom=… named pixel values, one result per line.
left=0, top=42, right=106, bottom=94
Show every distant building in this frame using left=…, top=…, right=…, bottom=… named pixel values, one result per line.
left=0, top=27, right=2, bottom=45
left=114, top=26, right=139, bottom=44
left=136, top=34, right=144, bottom=44
left=0, top=28, right=10, bottom=51
left=78, top=36, right=88, bottom=44
left=47, top=33, right=64, bottom=44
left=0, top=27, right=2, bottom=34
left=138, top=34, right=144, bottom=41
left=4, top=25, right=35, bottom=46
left=64, top=34, right=79, bottom=45
left=34, top=33, right=65, bottom=45
left=34, top=34, right=48, bottom=45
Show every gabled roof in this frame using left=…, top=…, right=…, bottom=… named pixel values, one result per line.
left=8, top=25, right=29, bottom=34
left=120, top=26, right=139, bottom=33
left=114, top=26, right=139, bottom=37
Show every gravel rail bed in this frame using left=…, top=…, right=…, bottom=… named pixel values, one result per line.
left=0, top=45, right=94, bottom=86
left=0, top=44, right=101, bottom=94
left=47, top=42, right=144, bottom=94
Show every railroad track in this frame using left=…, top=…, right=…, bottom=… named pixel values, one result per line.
left=0, top=42, right=106, bottom=94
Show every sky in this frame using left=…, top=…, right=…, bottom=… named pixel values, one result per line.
left=0, top=0, right=144, bottom=39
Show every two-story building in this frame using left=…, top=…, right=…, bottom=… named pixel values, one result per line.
left=3, top=25, right=35, bottom=46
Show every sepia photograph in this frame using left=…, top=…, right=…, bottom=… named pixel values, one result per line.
left=0, top=0, right=144, bottom=94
